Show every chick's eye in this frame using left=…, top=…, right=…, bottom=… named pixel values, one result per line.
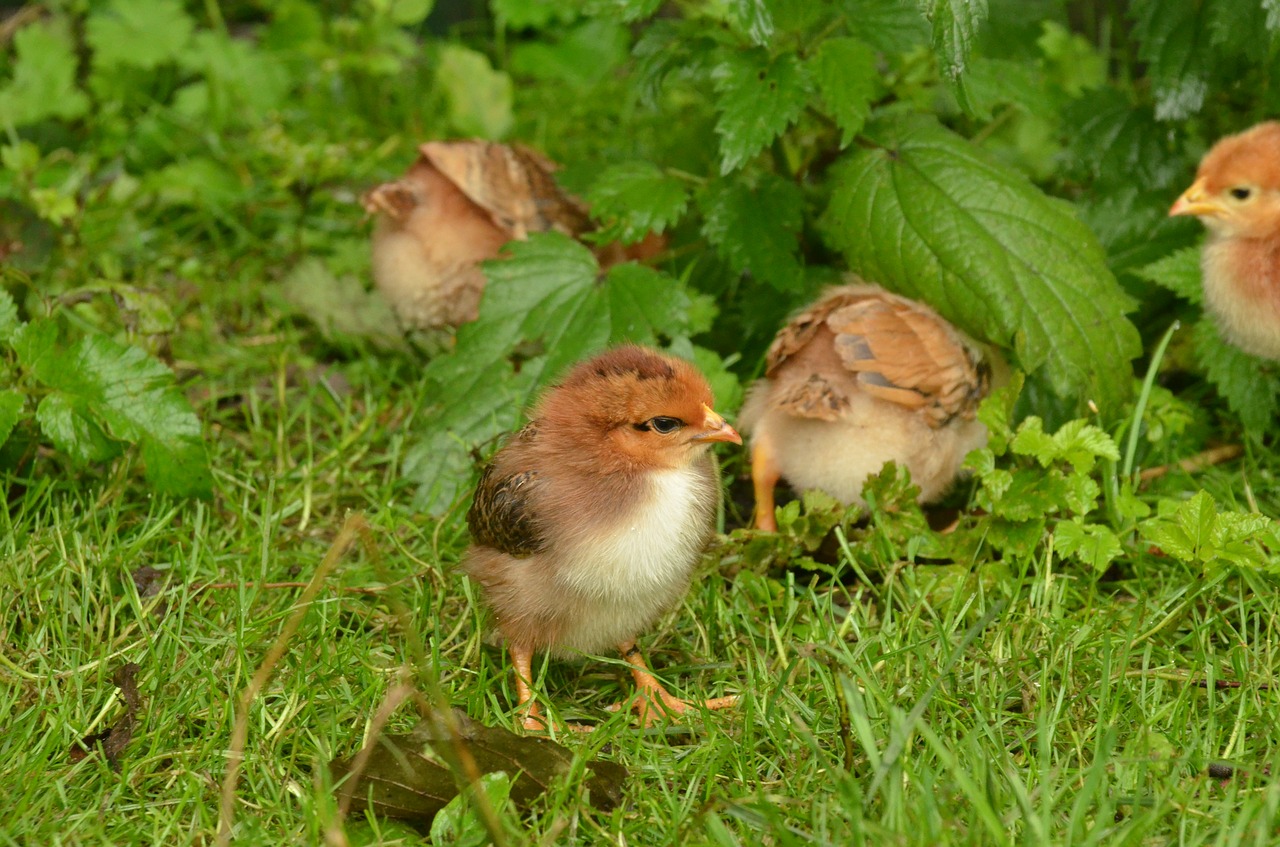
left=1230, top=186, right=1253, bottom=201
left=648, top=416, right=683, bottom=434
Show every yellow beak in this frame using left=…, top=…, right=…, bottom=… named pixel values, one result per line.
left=690, top=403, right=742, bottom=445
left=1169, top=177, right=1227, bottom=218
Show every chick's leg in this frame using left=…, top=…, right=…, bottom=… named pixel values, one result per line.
left=616, top=642, right=737, bottom=728
left=752, top=435, right=782, bottom=532
left=509, top=643, right=547, bottom=731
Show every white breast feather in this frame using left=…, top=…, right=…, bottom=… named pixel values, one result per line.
left=553, top=466, right=709, bottom=652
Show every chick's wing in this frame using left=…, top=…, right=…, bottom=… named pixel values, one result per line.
left=827, top=294, right=987, bottom=427
left=467, top=424, right=548, bottom=558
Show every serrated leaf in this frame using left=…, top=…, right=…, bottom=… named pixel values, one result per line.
left=407, top=234, right=700, bottom=512
left=437, top=46, right=513, bottom=139
left=712, top=50, right=812, bottom=174
left=728, top=0, right=774, bottom=45
left=13, top=322, right=211, bottom=496
left=0, top=390, right=26, bottom=450
left=586, top=162, right=689, bottom=244
left=1056, top=520, right=1122, bottom=572
left=1129, top=0, right=1212, bottom=120
left=809, top=38, right=878, bottom=147
left=1059, top=473, right=1101, bottom=516
left=86, top=0, right=194, bottom=71
left=1137, top=247, right=1203, bottom=305
left=920, top=0, right=988, bottom=80
left=1193, top=320, right=1280, bottom=433
left=35, top=393, right=122, bottom=464
left=0, top=288, right=19, bottom=344
left=821, top=113, right=1140, bottom=417
left=701, top=174, right=804, bottom=291
left=1064, top=92, right=1181, bottom=191
left=1052, top=419, right=1120, bottom=472
left=1009, top=416, right=1056, bottom=466
left=842, top=0, right=931, bottom=53
left=0, top=19, right=90, bottom=127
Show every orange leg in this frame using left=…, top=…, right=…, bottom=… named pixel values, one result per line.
left=751, top=435, right=781, bottom=532
left=509, top=644, right=548, bottom=731
left=614, top=641, right=737, bottom=728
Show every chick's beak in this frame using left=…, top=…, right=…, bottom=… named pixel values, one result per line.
left=1170, top=177, right=1225, bottom=218
left=690, top=403, right=742, bottom=445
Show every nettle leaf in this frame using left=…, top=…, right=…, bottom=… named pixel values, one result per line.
left=406, top=234, right=700, bottom=511
left=1056, top=520, right=1122, bottom=572
left=586, top=162, right=690, bottom=244
left=13, top=322, right=211, bottom=497
left=822, top=113, right=1141, bottom=417
left=728, top=0, right=774, bottom=45
left=0, top=19, right=90, bottom=127
left=712, top=50, right=813, bottom=175
left=86, top=0, right=194, bottom=71
left=1064, top=92, right=1181, bottom=191
left=809, top=38, right=879, bottom=147
left=843, top=0, right=931, bottom=54
left=0, top=390, right=27, bottom=451
left=1193, top=321, right=1280, bottom=434
left=1129, top=0, right=1212, bottom=121
left=0, top=288, right=19, bottom=344
left=920, top=0, right=988, bottom=80
left=1137, top=247, right=1203, bottom=305
left=701, top=173, right=804, bottom=291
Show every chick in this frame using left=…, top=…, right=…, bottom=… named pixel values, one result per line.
left=1170, top=121, right=1280, bottom=360
left=464, top=345, right=741, bottom=729
left=740, top=282, right=992, bottom=531
left=364, top=141, right=591, bottom=330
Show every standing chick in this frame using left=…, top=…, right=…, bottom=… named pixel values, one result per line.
left=464, top=346, right=741, bottom=729
left=1170, top=121, right=1280, bottom=360
left=740, top=283, right=992, bottom=531
left=365, top=141, right=590, bottom=330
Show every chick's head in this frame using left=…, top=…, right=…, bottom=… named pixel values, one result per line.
left=538, top=345, right=741, bottom=472
left=1171, top=121, right=1280, bottom=240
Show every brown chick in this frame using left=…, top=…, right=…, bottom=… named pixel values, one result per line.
left=1170, top=121, right=1280, bottom=360
left=364, top=141, right=591, bottom=330
left=463, top=345, right=742, bottom=730
left=740, top=282, right=992, bottom=532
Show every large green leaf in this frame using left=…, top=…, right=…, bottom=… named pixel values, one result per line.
left=1129, top=0, right=1213, bottom=120
left=13, top=322, right=211, bottom=497
left=85, top=0, right=194, bottom=71
left=920, top=0, right=988, bottom=80
left=405, top=233, right=702, bottom=512
left=701, top=173, right=805, bottom=292
left=809, top=38, right=879, bottom=147
left=586, top=162, right=689, bottom=244
left=821, top=113, right=1141, bottom=417
left=0, top=19, right=90, bottom=127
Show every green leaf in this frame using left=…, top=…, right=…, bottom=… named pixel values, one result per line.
left=728, top=0, right=774, bottom=45
left=0, top=288, right=20, bottom=344
left=712, top=50, right=812, bottom=174
left=809, top=38, right=879, bottom=147
left=0, top=19, right=90, bottom=127
left=1194, top=321, right=1280, bottom=434
left=175, top=32, right=292, bottom=123
left=492, top=0, right=577, bottom=28
left=1051, top=419, right=1120, bottom=473
left=1009, top=416, right=1056, bottom=467
left=0, top=390, right=26, bottom=451
left=821, top=113, right=1141, bottom=417
left=429, top=772, right=513, bottom=846
left=585, top=162, right=690, bottom=243
left=841, top=0, right=930, bottom=54
left=701, top=173, right=804, bottom=291
left=86, top=0, right=194, bottom=71
left=387, top=0, right=435, bottom=25
left=1055, top=520, right=1122, bottom=572
left=920, top=0, right=988, bottom=81
left=1064, top=92, right=1180, bottom=191
left=1136, top=246, right=1202, bottom=305
left=406, top=234, right=700, bottom=512
left=1129, top=0, right=1212, bottom=120
left=437, top=46, right=514, bottom=139
left=13, top=322, right=211, bottom=497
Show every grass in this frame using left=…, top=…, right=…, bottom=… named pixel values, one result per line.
left=4, top=324, right=1280, bottom=844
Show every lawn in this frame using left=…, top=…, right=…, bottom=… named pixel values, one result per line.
left=4, top=1, right=1280, bottom=844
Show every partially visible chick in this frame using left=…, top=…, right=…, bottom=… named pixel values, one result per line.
left=1170, top=121, right=1280, bottom=360
left=364, top=141, right=591, bottom=330
left=464, top=345, right=741, bottom=729
left=740, top=282, right=993, bottom=531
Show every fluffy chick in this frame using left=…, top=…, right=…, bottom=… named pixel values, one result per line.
left=365, top=141, right=591, bottom=330
left=1170, top=121, right=1280, bottom=360
left=464, top=345, right=741, bottom=729
left=740, top=282, right=992, bottom=531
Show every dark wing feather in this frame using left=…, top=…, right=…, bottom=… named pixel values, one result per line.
left=466, top=425, right=547, bottom=557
